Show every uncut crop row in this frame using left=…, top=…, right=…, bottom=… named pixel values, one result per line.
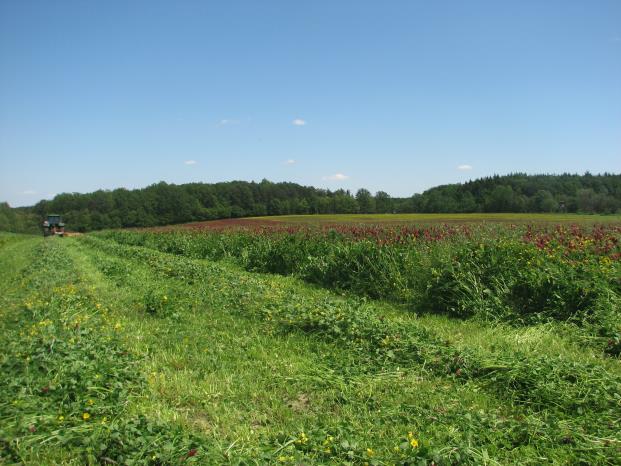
left=97, top=223, right=621, bottom=356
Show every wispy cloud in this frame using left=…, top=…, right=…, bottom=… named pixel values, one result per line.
left=184, top=160, right=198, bottom=165
left=323, top=173, right=349, bottom=181
left=292, top=118, right=306, bottom=126
left=456, top=164, right=473, bottom=171
left=612, top=35, right=621, bottom=42
left=217, top=119, right=239, bottom=126
left=23, top=190, right=37, bottom=195
left=283, top=159, right=296, bottom=165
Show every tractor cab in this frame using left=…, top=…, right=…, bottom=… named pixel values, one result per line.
left=43, top=214, right=65, bottom=237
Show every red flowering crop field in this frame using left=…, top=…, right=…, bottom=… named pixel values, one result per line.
left=165, top=212, right=621, bottom=230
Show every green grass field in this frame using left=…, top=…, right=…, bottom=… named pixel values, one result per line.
left=1, top=230, right=620, bottom=464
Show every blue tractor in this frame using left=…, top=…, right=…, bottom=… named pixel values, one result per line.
left=42, top=214, right=65, bottom=237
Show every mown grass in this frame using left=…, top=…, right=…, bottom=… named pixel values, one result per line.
left=2, top=232, right=621, bottom=464
left=0, top=236, right=204, bottom=464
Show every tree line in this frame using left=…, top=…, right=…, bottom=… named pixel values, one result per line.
left=407, top=173, right=621, bottom=214
left=2, top=173, right=620, bottom=233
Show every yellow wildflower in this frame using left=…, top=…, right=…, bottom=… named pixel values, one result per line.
left=407, top=431, right=419, bottom=448
left=82, top=412, right=90, bottom=421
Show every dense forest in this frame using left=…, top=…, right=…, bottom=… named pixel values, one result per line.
left=3, top=173, right=621, bottom=232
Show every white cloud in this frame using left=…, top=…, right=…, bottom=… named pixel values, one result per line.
left=184, top=160, right=198, bottom=165
left=292, top=118, right=306, bottom=126
left=456, top=164, right=473, bottom=171
left=23, top=190, right=37, bottom=195
left=323, top=173, right=349, bottom=181
left=217, top=119, right=239, bottom=126
left=283, top=159, right=296, bottom=165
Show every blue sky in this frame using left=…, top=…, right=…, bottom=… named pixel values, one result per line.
left=1, top=0, right=620, bottom=207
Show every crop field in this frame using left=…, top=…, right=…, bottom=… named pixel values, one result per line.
left=167, top=213, right=621, bottom=232
left=254, top=213, right=621, bottom=225
left=1, top=218, right=621, bottom=464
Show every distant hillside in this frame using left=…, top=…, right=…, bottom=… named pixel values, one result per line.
left=3, top=173, right=620, bottom=232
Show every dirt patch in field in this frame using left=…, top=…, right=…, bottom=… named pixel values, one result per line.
left=286, top=393, right=310, bottom=412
